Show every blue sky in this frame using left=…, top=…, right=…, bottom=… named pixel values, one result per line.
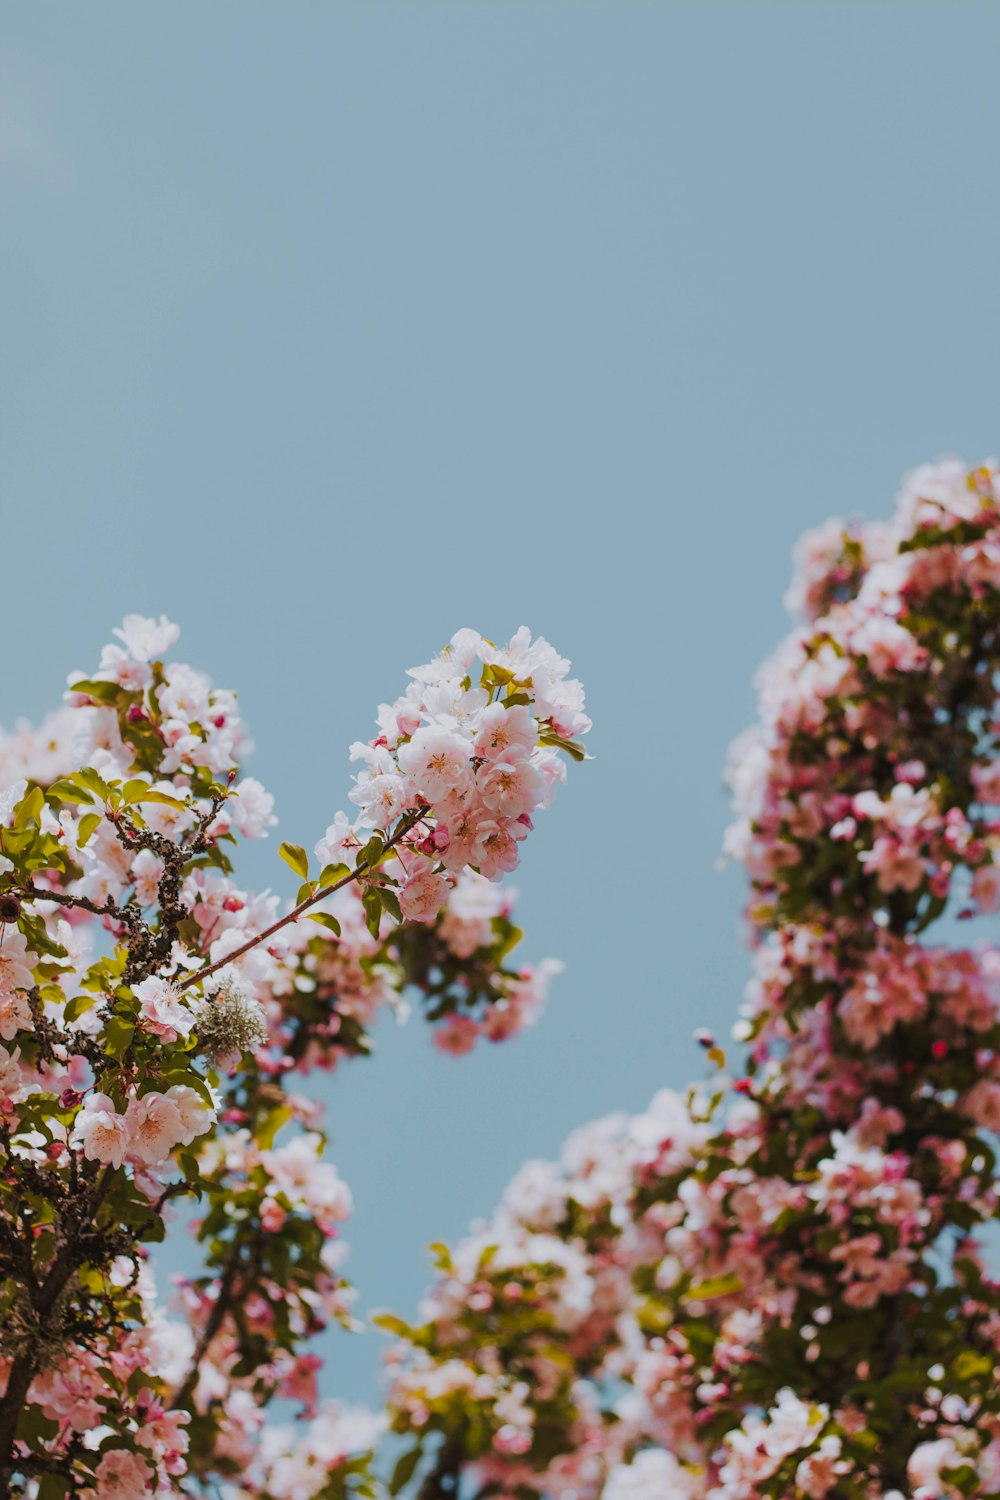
left=2, top=2, right=999, bottom=1401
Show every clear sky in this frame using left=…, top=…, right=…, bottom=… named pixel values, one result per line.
left=2, top=1, right=999, bottom=1403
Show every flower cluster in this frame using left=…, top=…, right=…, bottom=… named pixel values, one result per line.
left=0, top=618, right=588, bottom=1496
left=382, top=459, right=1000, bottom=1500
left=344, top=625, right=589, bottom=914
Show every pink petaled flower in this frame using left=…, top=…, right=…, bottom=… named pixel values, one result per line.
left=111, top=612, right=180, bottom=664
left=973, top=760, right=1000, bottom=805
left=85, top=1447, right=153, bottom=1499
left=351, top=771, right=409, bottom=830
left=130, top=848, right=163, bottom=906
left=0, top=929, right=35, bottom=1041
left=278, top=1353, right=323, bottom=1417
left=476, top=819, right=528, bottom=881
left=908, top=1438, right=965, bottom=1499
left=125, top=1091, right=185, bottom=1166
left=135, top=1403, right=190, bottom=1467
left=437, top=801, right=491, bottom=874
left=71, top=1093, right=130, bottom=1169
left=261, top=1197, right=287, bottom=1232
left=0, top=778, right=28, bottom=825
left=604, top=1450, right=699, bottom=1500
left=474, top=703, right=538, bottom=762
left=398, top=726, right=472, bottom=804
left=972, top=863, right=1000, bottom=913
left=493, top=1424, right=532, bottom=1456
left=132, top=976, right=192, bottom=1043
left=857, top=835, right=926, bottom=893
left=476, top=755, right=546, bottom=820
left=0, top=991, right=32, bottom=1042
left=796, top=1435, right=850, bottom=1498
left=32, top=1360, right=105, bottom=1432
left=163, top=1083, right=216, bottom=1145
left=229, top=776, right=277, bottom=839
left=314, top=810, right=357, bottom=869
left=399, top=870, right=451, bottom=924
left=260, top=1133, right=353, bottom=1231
left=434, top=1015, right=480, bottom=1056
left=959, top=1078, right=1000, bottom=1133
left=0, top=1044, right=23, bottom=1104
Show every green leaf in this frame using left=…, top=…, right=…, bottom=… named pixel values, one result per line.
left=319, top=862, right=351, bottom=888
left=379, top=887, right=402, bottom=923
left=307, top=912, right=342, bottom=937
left=362, top=887, right=382, bottom=939
left=372, top=1312, right=412, bottom=1338
left=685, top=1272, right=743, bottom=1301
left=46, top=779, right=95, bottom=807
left=64, top=994, right=96, bottom=1024
left=279, top=842, right=310, bottom=880
left=76, top=812, right=102, bottom=847
left=428, top=1241, right=453, bottom=1273
left=389, top=1446, right=422, bottom=1496
left=538, top=730, right=588, bottom=763
left=952, top=1350, right=994, bottom=1382
left=135, top=789, right=187, bottom=810
left=122, top=778, right=152, bottom=805
left=65, top=678, right=121, bottom=705
left=0, top=827, right=37, bottom=854
left=357, top=834, right=384, bottom=871
left=105, top=1017, right=135, bottom=1060
left=76, top=767, right=112, bottom=800
left=257, top=1103, right=292, bottom=1151
left=14, top=785, right=45, bottom=828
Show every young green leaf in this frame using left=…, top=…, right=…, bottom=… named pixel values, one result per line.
left=279, top=842, right=310, bottom=880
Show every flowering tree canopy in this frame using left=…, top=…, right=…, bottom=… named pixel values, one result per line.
left=6, top=457, right=1000, bottom=1500
left=0, top=619, right=589, bottom=1497
left=379, top=459, right=1000, bottom=1500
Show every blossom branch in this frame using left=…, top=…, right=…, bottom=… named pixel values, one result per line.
left=175, top=809, right=426, bottom=995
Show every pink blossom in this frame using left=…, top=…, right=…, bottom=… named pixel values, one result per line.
left=399, top=870, right=451, bottom=923
left=858, top=835, right=926, bottom=892
left=973, top=862, right=1000, bottom=913
left=433, top=1015, right=481, bottom=1055
left=230, top=776, right=277, bottom=839
left=0, top=928, right=35, bottom=1040
left=314, top=810, right=357, bottom=869
left=86, top=1447, right=153, bottom=1499
left=476, top=755, right=546, bottom=820
left=0, top=990, right=31, bottom=1042
left=0, top=1044, right=23, bottom=1103
left=164, top=1083, right=216, bottom=1145
left=474, top=703, right=538, bottom=762
left=111, top=613, right=180, bottom=664
left=475, top=819, right=527, bottom=880
left=125, top=1092, right=185, bottom=1166
left=397, top=726, right=471, bottom=803
left=71, top=1093, right=130, bottom=1169
left=959, top=1079, right=1000, bottom=1132
left=133, top=976, right=192, bottom=1043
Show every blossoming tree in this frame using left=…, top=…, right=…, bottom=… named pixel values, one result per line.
left=378, top=459, right=1000, bottom=1500
left=0, top=618, right=589, bottom=1497
left=6, top=457, right=1000, bottom=1500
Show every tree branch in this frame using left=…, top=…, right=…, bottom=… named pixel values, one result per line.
left=176, top=810, right=426, bottom=994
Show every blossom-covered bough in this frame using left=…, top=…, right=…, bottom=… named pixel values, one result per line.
left=381, top=460, right=1000, bottom=1500
left=0, top=619, right=589, bottom=1497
